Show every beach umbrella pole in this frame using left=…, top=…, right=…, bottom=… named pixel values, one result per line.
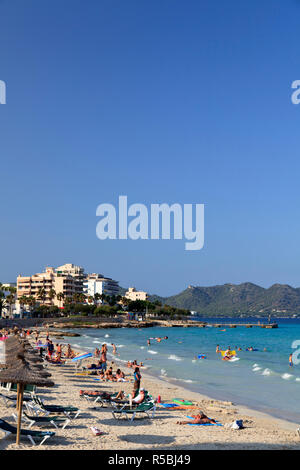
left=16, top=383, right=24, bottom=445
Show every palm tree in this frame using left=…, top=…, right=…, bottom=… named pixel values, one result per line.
left=18, top=295, right=28, bottom=316
left=109, top=295, right=116, bottom=306
left=27, top=296, right=36, bottom=315
left=6, top=294, right=15, bottom=318
left=37, top=287, right=46, bottom=305
left=48, top=288, right=56, bottom=305
left=100, top=294, right=108, bottom=304
left=72, top=293, right=80, bottom=304
left=121, top=296, right=130, bottom=307
left=56, top=292, right=64, bottom=309
left=0, top=291, right=6, bottom=318
left=79, top=293, right=86, bottom=304
left=64, top=296, right=73, bottom=305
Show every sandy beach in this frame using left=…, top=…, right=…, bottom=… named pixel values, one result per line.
left=0, top=334, right=300, bottom=451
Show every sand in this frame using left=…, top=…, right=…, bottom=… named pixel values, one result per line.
left=0, top=337, right=300, bottom=450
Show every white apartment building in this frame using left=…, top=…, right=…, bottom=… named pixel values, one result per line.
left=83, top=273, right=119, bottom=301
left=0, top=283, right=18, bottom=318
left=16, top=264, right=119, bottom=311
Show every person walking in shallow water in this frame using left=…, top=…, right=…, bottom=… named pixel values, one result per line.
left=289, top=353, right=293, bottom=367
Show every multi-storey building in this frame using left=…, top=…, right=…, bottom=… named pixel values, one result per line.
left=83, top=273, right=119, bottom=301
left=0, top=283, right=17, bottom=318
left=17, top=265, right=84, bottom=308
left=17, top=264, right=119, bottom=309
left=125, top=287, right=148, bottom=301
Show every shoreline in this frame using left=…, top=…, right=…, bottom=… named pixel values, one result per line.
left=55, top=326, right=300, bottom=431
left=1, top=332, right=299, bottom=450
left=110, top=354, right=300, bottom=433
left=72, top=342, right=300, bottom=434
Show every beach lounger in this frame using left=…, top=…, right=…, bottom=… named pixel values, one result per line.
left=0, top=392, right=34, bottom=408
left=81, top=391, right=122, bottom=406
left=111, top=391, right=154, bottom=410
left=0, top=418, right=55, bottom=446
left=12, top=411, right=71, bottom=430
left=32, top=396, right=81, bottom=419
left=112, top=402, right=156, bottom=423
left=2, top=383, right=36, bottom=395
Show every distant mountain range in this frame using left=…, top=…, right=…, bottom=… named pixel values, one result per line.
left=146, top=282, right=300, bottom=317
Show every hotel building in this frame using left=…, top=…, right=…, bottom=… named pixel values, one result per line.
left=83, top=273, right=119, bottom=301
left=125, top=287, right=148, bottom=301
left=17, top=264, right=85, bottom=307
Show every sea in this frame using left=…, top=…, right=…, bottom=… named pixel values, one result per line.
left=60, top=317, right=300, bottom=424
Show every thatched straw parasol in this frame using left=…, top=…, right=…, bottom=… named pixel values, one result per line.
left=0, top=353, right=54, bottom=445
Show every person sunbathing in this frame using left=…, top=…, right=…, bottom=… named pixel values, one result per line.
left=131, top=388, right=146, bottom=404
left=116, top=369, right=126, bottom=381
left=100, top=390, right=126, bottom=401
left=104, top=367, right=115, bottom=381
left=113, top=388, right=146, bottom=406
left=65, top=344, right=75, bottom=358
left=46, top=354, right=65, bottom=364
left=177, top=411, right=216, bottom=425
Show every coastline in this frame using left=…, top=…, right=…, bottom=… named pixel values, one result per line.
left=54, top=325, right=300, bottom=430
left=1, top=336, right=299, bottom=450
left=59, top=341, right=300, bottom=434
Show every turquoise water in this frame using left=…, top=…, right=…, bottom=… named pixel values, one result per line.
left=62, top=318, right=300, bottom=424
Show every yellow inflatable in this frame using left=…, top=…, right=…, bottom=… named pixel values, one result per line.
left=220, top=350, right=236, bottom=357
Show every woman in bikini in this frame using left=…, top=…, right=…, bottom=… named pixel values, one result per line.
left=177, top=411, right=217, bottom=425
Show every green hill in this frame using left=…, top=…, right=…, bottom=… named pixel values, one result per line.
left=148, top=282, right=300, bottom=317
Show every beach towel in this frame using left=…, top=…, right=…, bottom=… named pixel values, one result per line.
left=161, top=403, right=179, bottom=408
left=185, top=416, right=222, bottom=426
left=161, top=404, right=198, bottom=410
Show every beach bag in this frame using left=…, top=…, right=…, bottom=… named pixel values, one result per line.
left=231, top=420, right=244, bottom=430
left=90, top=426, right=103, bottom=436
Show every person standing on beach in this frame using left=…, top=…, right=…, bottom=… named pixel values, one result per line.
left=101, top=344, right=107, bottom=371
left=47, top=340, right=54, bottom=359
left=133, top=366, right=141, bottom=395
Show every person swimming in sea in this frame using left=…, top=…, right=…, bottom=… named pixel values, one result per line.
left=223, top=346, right=232, bottom=360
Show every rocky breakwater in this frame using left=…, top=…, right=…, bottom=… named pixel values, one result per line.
left=49, top=320, right=157, bottom=330
left=153, top=319, right=206, bottom=328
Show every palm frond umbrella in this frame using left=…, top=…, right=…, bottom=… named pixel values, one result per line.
left=0, top=354, right=54, bottom=445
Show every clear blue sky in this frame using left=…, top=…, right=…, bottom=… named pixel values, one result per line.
left=0, top=0, right=300, bottom=296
